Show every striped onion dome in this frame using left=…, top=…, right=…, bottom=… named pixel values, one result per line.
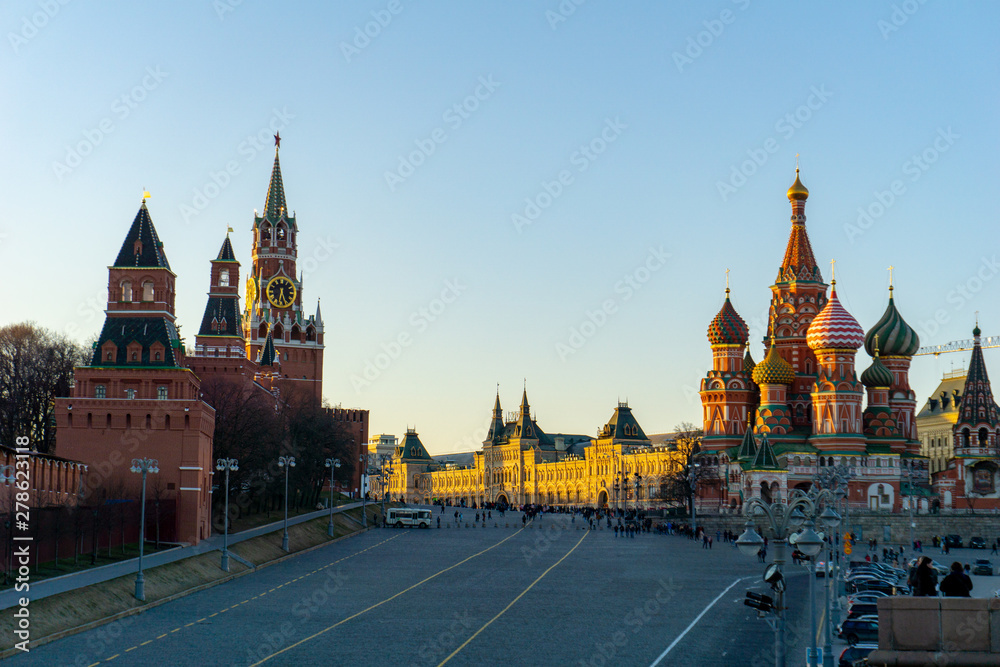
left=864, top=288, right=919, bottom=357
left=861, top=352, right=894, bottom=388
left=806, top=284, right=864, bottom=350
left=707, top=291, right=749, bottom=346
left=752, top=339, right=795, bottom=385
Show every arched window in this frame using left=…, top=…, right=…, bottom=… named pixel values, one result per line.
left=157, top=386, right=168, bottom=400
left=219, top=269, right=230, bottom=287
left=979, top=428, right=989, bottom=445
left=121, top=280, right=132, bottom=302
left=95, top=385, right=106, bottom=398
left=306, top=326, right=316, bottom=342
left=142, top=281, right=154, bottom=301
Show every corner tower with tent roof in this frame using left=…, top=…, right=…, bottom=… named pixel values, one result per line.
left=242, top=134, right=325, bottom=402
left=54, top=198, right=216, bottom=544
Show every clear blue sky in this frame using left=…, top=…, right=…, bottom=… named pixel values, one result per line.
left=2, top=1, right=997, bottom=455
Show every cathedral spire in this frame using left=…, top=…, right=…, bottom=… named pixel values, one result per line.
left=263, top=133, right=287, bottom=221
left=957, top=321, right=1000, bottom=429
left=777, top=166, right=821, bottom=284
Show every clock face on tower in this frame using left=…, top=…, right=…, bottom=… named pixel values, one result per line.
left=266, top=276, right=296, bottom=308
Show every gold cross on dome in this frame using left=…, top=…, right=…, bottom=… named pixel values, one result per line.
left=830, top=259, right=836, bottom=283
left=888, top=265, right=894, bottom=288
left=725, top=268, right=730, bottom=292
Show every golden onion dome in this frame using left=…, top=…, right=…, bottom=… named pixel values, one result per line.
left=787, top=167, right=809, bottom=201
left=752, top=339, right=796, bottom=386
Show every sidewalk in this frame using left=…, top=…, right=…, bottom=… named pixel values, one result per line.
left=0, top=501, right=364, bottom=610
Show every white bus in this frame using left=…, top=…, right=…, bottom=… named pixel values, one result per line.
left=386, top=508, right=432, bottom=528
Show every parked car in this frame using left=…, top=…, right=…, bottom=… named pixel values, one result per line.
left=839, top=643, right=878, bottom=667
left=815, top=560, right=833, bottom=577
left=846, top=603, right=880, bottom=619
left=969, top=536, right=987, bottom=549
left=945, top=534, right=963, bottom=548
left=973, top=559, right=993, bottom=576
left=847, top=591, right=889, bottom=606
left=838, top=617, right=879, bottom=645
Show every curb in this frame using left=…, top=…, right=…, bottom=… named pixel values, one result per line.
left=0, top=524, right=374, bottom=659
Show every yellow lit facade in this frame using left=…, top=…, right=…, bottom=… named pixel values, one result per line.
left=389, top=392, right=688, bottom=508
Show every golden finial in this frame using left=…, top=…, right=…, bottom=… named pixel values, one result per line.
left=795, top=153, right=800, bottom=171
left=873, top=333, right=880, bottom=357
left=142, top=188, right=151, bottom=203
left=725, top=268, right=730, bottom=295
left=830, top=258, right=836, bottom=285
left=888, top=265, right=894, bottom=292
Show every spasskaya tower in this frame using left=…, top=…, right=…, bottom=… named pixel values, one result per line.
left=243, top=133, right=325, bottom=401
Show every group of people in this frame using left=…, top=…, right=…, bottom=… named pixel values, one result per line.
left=909, top=556, right=974, bottom=597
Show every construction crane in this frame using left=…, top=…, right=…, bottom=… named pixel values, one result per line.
left=915, top=335, right=1000, bottom=357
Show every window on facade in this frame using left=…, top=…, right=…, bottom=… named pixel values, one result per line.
left=219, top=269, right=230, bottom=287
left=125, top=388, right=136, bottom=399
left=142, top=281, right=154, bottom=301
left=157, top=386, right=168, bottom=400
left=95, top=385, right=106, bottom=398
left=121, top=280, right=132, bottom=302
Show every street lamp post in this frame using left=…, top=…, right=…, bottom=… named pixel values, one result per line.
left=325, top=458, right=341, bottom=537
left=901, top=459, right=921, bottom=551
left=277, top=456, right=296, bottom=551
left=215, top=458, right=239, bottom=572
left=687, top=459, right=703, bottom=534
left=736, top=494, right=821, bottom=667
left=790, top=488, right=842, bottom=667
left=634, top=472, right=642, bottom=514
left=129, top=457, right=159, bottom=601
left=360, top=453, right=367, bottom=527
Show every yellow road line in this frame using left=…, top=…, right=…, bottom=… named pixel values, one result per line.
left=250, top=527, right=528, bottom=666
left=124, top=647, right=136, bottom=653
left=437, top=531, right=589, bottom=666
left=104, top=655, right=119, bottom=661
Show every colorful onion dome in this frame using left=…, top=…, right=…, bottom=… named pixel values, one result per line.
left=787, top=168, right=809, bottom=201
left=863, top=288, right=919, bottom=357
left=861, top=352, right=894, bottom=388
left=752, top=339, right=795, bottom=385
left=707, top=290, right=749, bottom=346
left=806, top=284, right=865, bottom=350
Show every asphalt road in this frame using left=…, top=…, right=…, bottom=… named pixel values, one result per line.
left=10, top=510, right=826, bottom=667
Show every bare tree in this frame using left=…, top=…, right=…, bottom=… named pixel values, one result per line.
left=0, top=323, right=88, bottom=453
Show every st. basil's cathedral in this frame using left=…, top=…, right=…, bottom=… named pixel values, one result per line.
left=698, top=169, right=930, bottom=514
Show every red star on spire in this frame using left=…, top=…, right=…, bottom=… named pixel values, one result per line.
left=274, top=132, right=281, bottom=148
